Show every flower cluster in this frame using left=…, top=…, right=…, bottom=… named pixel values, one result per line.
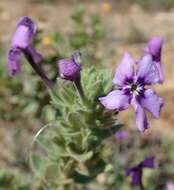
left=99, top=37, right=164, bottom=132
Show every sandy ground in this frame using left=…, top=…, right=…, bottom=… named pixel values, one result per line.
left=1, top=0, right=174, bottom=165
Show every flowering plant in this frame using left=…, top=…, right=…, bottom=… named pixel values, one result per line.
left=5, top=15, right=167, bottom=190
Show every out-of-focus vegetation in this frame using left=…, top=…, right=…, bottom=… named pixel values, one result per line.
left=1, top=129, right=174, bottom=189
left=27, top=0, right=174, bottom=12
left=131, top=0, right=174, bottom=11
left=113, top=0, right=174, bottom=11
left=125, top=24, right=147, bottom=44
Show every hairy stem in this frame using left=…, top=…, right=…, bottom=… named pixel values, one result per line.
left=140, top=182, right=145, bottom=190
left=23, top=48, right=56, bottom=89
left=74, top=77, right=86, bottom=102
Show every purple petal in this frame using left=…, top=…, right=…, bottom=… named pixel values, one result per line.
left=113, top=52, right=135, bottom=87
left=99, top=90, right=130, bottom=111
left=58, top=58, right=81, bottom=81
left=125, top=168, right=134, bottom=176
left=144, top=37, right=164, bottom=83
left=27, top=45, right=43, bottom=63
left=7, top=48, right=21, bottom=77
left=125, top=168, right=142, bottom=186
left=154, top=60, right=164, bottom=84
left=17, top=16, right=36, bottom=36
left=131, top=97, right=149, bottom=132
left=11, top=25, right=31, bottom=49
left=136, top=54, right=160, bottom=85
left=141, top=156, right=155, bottom=168
left=145, top=37, right=163, bottom=62
left=166, top=183, right=174, bottom=190
left=11, top=17, right=36, bottom=49
left=131, top=170, right=142, bottom=185
left=140, top=89, right=164, bottom=118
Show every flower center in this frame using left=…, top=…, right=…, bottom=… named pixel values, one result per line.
left=131, top=84, right=138, bottom=92
left=123, top=83, right=144, bottom=96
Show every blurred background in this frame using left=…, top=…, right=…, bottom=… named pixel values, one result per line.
left=1, top=0, right=174, bottom=189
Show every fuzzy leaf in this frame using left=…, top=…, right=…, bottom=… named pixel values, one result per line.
left=66, top=147, right=93, bottom=162
left=93, top=124, right=123, bottom=139
left=73, top=172, right=94, bottom=184
left=30, top=153, right=48, bottom=176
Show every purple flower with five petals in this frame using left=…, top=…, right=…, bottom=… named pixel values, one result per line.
left=125, top=157, right=155, bottom=187
left=7, top=16, right=42, bottom=77
left=144, top=37, right=164, bottom=83
left=99, top=52, right=164, bottom=132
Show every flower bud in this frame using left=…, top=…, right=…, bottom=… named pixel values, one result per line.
left=58, top=56, right=82, bottom=81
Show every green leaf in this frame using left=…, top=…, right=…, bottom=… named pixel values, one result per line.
left=48, top=89, right=62, bottom=106
left=88, top=159, right=106, bottom=177
left=30, top=153, right=48, bottom=176
left=66, top=147, right=93, bottom=162
left=0, top=169, right=14, bottom=187
left=36, top=135, right=52, bottom=150
left=44, top=164, right=59, bottom=182
left=73, top=172, right=94, bottom=184
left=93, top=124, right=123, bottom=139
left=67, top=113, right=84, bottom=130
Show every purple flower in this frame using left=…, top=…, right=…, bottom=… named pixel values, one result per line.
left=115, top=130, right=129, bottom=139
left=144, top=37, right=164, bottom=83
left=125, top=157, right=155, bottom=186
left=99, top=52, right=164, bottom=132
left=167, top=183, right=174, bottom=190
left=11, top=16, right=36, bottom=49
left=58, top=51, right=82, bottom=81
left=7, top=16, right=42, bottom=77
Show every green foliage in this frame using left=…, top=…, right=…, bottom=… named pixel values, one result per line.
left=28, top=0, right=58, bottom=3
left=30, top=68, right=122, bottom=189
left=0, top=169, right=31, bottom=190
left=119, top=0, right=174, bottom=11
left=45, top=5, right=107, bottom=68
left=113, top=0, right=174, bottom=11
